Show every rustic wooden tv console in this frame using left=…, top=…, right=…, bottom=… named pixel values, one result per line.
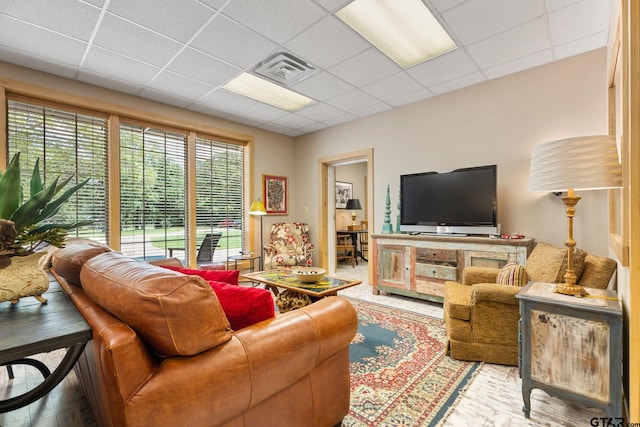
left=371, top=233, right=535, bottom=303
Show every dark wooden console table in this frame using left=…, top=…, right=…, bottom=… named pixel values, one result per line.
left=0, top=277, right=91, bottom=413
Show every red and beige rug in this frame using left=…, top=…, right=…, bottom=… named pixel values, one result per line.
left=344, top=298, right=480, bottom=427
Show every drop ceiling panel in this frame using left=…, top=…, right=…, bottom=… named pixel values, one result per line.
left=0, top=0, right=613, bottom=136
left=107, top=0, right=214, bottom=43
left=466, top=17, right=550, bottom=69
left=167, top=47, right=240, bottom=86
left=0, top=16, right=86, bottom=66
left=191, top=15, right=277, bottom=68
left=94, top=14, right=183, bottom=67
left=284, top=16, right=369, bottom=69
left=443, top=0, right=544, bottom=45
left=83, top=47, right=160, bottom=85
left=329, top=48, right=401, bottom=87
left=0, top=0, right=100, bottom=40
left=222, top=0, right=326, bottom=44
left=407, top=49, right=478, bottom=88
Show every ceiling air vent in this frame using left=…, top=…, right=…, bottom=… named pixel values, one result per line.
left=253, top=52, right=317, bottom=86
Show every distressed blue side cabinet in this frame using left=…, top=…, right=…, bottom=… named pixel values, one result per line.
left=517, top=282, right=623, bottom=419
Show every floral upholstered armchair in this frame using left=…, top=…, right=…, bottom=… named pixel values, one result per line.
left=263, top=222, right=314, bottom=269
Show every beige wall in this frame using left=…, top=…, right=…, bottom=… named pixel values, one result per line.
left=295, top=48, right=611, bottom=257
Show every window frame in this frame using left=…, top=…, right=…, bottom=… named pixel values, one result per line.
left=1, top=83, right=255, bottom=269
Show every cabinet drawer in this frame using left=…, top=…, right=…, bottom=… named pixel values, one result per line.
left=415, top=263, right=457, bottom=281
left=416, top=248, right=457, bottom=264
left=415, top=279, right=445, bottom=297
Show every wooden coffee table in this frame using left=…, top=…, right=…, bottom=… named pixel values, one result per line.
left=241, top=269, right=361, bottom=298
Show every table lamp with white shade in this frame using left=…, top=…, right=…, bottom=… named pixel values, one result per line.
left=528, top=135, right=622, bottom=296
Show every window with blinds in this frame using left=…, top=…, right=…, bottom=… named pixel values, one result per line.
left=195, top=136, right=246, bottom=262
left=6, top=98, right=108, bottom=244
left=119, top=122, right=187, bottom=260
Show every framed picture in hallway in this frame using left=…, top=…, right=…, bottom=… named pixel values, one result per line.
left=263, top=174, right=288, bottom=215
left=336, top=181, right=352, bottom=209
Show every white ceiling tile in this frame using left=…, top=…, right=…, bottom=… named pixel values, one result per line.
left=188, top=103, right=233, bottom=119
left=544, top=0, right=584, bottom=13
left=138, top=88, right=193, bottom=108
left=329, top=48, right=401, bottom=87
left=259, top=122, right=294, bottom=134
left=84, top=0, right=106, bottom=7
left=198, top=88, right=258, bottom=113
left=0, top=0, right=101, bottom=40
left=285, top=16, right=369, bottom=69
left=466, top=17, right=550, bottom=68
left=224, top=114, right=267, bottom=128
left=94, top=13, right=183, bottom=67
left=443, top=0, right=544, bottom=45
left=0, top=48, right=79, bottom=79
left=325, top=88, right=380, bottom=112
left=83, top=47, right=160, bottom=85
left=313, top=0, right=351, bottom=12
left=362, top=72, right=424, bottom=101
left=352, top=102, right=392, bottom=118
left=295, top=122, right=330, bottom=134
left=553, top=32, right=607, bottom=60
left=167, top=47, right=240, bottom=86
left=430, top=71, right=486, bottom=94
left=191, top=15, right=277, bottom=68
left=387, top=89, right=434, bottom=107
left=199, top=0, right=228, bottom=10
left=243, top=102, right=291, bottom=121
left=407, top=49, right=478, bottom=87
left=291, top=72, right=354, bottom=101
left=107, top=0, right=215, bottom=43
left=484, top=49, right=553, bottom=79
left=295, top=102, right=346, bottom=121
left=146, top=71, right=215, bottom=100
left=547, top=0, right=610, bottom=46
left=222, top=0, right=326, bottom=44
left=270, top=113, right=316, bottom=129
left=430, top=0, right=468, bottom=14
left=323, top=112, right=359, bottom=126
left=0, top=16, right=86, bottom=66
left=77, top=70, right=142, bottom=95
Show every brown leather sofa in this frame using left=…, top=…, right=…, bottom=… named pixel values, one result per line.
left=50, top=243, right=358, bottom=427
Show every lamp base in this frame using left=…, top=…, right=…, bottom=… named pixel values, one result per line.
left=554, top=282, right=588, bottom=297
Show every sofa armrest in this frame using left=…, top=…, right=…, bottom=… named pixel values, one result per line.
left=471, top=283, right=521, bottom=305
left=462, top=266, right=500, bottom=285
left=128, top=297, right=358, bottom=426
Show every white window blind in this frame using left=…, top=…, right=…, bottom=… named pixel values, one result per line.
left=6, top=98, right=108, bottom=244
left=119, top=122, right=187, bottom=260
left=195, top=136, right=246, bottom=262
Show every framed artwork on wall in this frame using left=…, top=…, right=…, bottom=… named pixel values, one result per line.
left=336, top=181, right=352, bottom=209
left=263, top=174, right=288, bottom=215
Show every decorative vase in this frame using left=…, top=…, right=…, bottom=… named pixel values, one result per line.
left=0, top=252, right=49, bottom=304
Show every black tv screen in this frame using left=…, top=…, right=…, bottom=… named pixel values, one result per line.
left=400, top=165, right=497, bottom=235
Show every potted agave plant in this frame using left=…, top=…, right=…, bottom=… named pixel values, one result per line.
left=0, top=152, right=91, bottom=304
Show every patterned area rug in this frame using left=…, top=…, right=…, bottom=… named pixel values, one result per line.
left=344, top=298, right=480, bottom=427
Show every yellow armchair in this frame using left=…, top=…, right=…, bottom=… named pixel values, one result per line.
left=444, top=243, right=617, bottom=366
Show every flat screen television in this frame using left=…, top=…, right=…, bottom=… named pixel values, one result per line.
left=400, top=165, right=498, bottom=235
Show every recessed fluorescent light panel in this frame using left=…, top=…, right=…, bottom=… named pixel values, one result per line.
left=337, top=0, right=458, bottom=68
left=223, top=73, right=315, bottom=112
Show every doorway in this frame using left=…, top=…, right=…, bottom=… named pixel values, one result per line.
left=318, top=148, right=374, bottom=282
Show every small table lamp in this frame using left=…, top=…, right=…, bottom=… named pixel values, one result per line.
left=249, top=199, right=267, bottom=270
left=345, top=198, right=362, bottom=226
left=528, top=135, right=622, bottom=296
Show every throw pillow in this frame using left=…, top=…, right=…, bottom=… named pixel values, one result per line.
left=162, top=265, right=239, bottom=286
left=496, top=263, right=529, bottom=287
left=207, top=280, right=275, bottom=330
